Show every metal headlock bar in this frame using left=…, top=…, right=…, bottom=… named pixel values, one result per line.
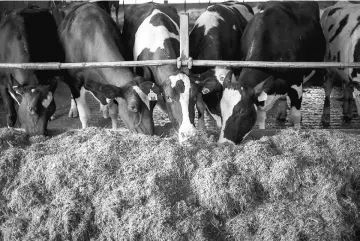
left=0, top=8, right=359, bottom=70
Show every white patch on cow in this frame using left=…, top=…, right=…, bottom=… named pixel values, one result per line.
left=169, top=73, right=197, bottom=143
left=88, top=90, right=109, bottom=118
left=218, top=88, right=241, bottom=143
left=252, top=5, right=261, bottom=15
left=41, top=92, right=53, bottom=108
left=218, top=136, right=235, bottom=145
left=232, top=25, right=236, bottom=31
left=322, top=3, right=360, bottom=84
left=290, top=106, right=301, bottom=128
left=258, top=94, right=284, bottom=112
left=352, top=88, right=360, bottom=116
left=214, top=66, right=232, bottom=85
left=76, top=87, right=91, bottom=129
left=133, top=9, right=179, bottom=60
left=259, top=10, right=264, bottom=13
left=194, top=10, right=224, bottom=35
left=205, top=105, right=222, bottom=128
left=291, top=84, right=302, bottom=100
left=257, top=109, right=266, bottom=129
left=133, top=86, right=150, bottom=110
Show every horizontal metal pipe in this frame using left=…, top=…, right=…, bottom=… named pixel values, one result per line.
left=0, top=60, right=360, bottom=70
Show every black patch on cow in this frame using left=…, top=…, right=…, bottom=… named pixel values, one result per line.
left=337, top=51, right=341, bottom=62
left=330, top=14, right=349, bottom=43
left=351, top=38, right=360, bottom=78
left=328, top=7, right=342, bottom=17
left=149, top=12, right=179, bottom=36
left=350, top=16, right=360, bottom=36
left=328, top=24, right=334, bottom=32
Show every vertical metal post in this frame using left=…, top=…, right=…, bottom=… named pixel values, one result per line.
left=179, top=12, right=190, bottom=74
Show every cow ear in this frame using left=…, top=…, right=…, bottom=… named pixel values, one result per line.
left=10, top=74, right=20, bottom=86
left=12, top=85, right=25, bottom=96
left=254, top=76, right=275, bottom=102
left=198, top=77, right=223, bottom=95
left=223, top=70, right=235, bottom=88
left=189, top=73, right=201, bottom=84
left=133, top=82, right=161, bottom=110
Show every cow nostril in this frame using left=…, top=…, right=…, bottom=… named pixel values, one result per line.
left=129, top=105, right=138, bottom=112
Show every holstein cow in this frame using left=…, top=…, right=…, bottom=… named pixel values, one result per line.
left=122, top=3, right=198, bottom=143
left=58, top=2, right=160, bottom=134
left=321, top=2, right=360, bottom=125
left=189, top=1, right=253, bottom=130
left=199, top=1, right=325, bottom=144
left=0, top=5, right=64, bottom=136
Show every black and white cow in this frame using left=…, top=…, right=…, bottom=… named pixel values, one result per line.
left=189, top=1, right=253, bottom=130
left=58, top=2, right=160, bottom=134
left=199, top=1, right=326, bottom=144
left=0, top=5, right=64, bottom=136
left=122, top=3, right=198, bottom=144
left=321, top=2, right=360, bottom=125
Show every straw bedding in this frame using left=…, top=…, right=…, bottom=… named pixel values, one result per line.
left=0, top=127, right=359, bottom=240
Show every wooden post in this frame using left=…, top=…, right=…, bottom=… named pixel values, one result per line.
left=179, top=12, right=189, bottom=74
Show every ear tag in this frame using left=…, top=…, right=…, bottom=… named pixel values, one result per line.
left=148, top=89, right=157, bottom=101
left=202, top=88, right=210, bottom=95
left=258, top=91, right=268, bottom=102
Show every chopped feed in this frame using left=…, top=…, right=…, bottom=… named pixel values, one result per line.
left=0, top=127, right=359, bottom=240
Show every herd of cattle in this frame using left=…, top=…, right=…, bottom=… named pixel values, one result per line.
left=0, top=1, right=359, bottom=145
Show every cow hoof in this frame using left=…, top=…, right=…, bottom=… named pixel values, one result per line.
left=321, top=114, right=330, bottom=126
left=68, top=110, right=79, bottom=118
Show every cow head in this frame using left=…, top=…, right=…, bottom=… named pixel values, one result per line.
left=85, top=78, right=161, bottom=135
left=161, top=71, right=198, bottom=144
left=12, top=84, right=55, bottom=136
left=218, top=72, right=275, bottom=144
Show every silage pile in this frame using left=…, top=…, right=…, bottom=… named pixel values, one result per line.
left=0, top=127, right=359, bottom=240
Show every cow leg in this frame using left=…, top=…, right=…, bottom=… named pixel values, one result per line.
left=276, top=96, right=288, bottom=121
left=0, top=86, right=17, bottom=127
left=352, top=85, right=360, bottom=119
left=75, top=87, right=90, bottom=129
left=343, top=83, right=352, bottom=122
left=196, top=94, right=206, bottom=130
left=100, top=103, right=110, bottom=119
left=257, top=109, right=266, bottom=129
left=289, top=83, right=302, bottom=128
left=69, top=96, right=79, bottom=118
left=321, top=72, right=333, bottom=126
left=108, top=99, right=119, bottom=129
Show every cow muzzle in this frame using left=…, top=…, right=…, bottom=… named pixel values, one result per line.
left=178, top=124, right=197, bottom=144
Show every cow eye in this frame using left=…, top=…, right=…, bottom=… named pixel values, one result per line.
left=239, top=108, right=245, bottom=114
left=166, top=96, right=172, bottom=103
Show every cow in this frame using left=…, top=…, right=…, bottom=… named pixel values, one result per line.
left=58, top=2, right=160, bottom=134
left=0, top=5, right=64, bottom=136
left=198, top=1, right=326, bottom=144
left=122, top=3, right=198, bottom=144
left=321, top=2, right=360, bottom=125
left=189, top=1, right=253, bottom=130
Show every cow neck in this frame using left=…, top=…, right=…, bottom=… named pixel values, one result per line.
left=153, top=64, right=179, bottom=87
